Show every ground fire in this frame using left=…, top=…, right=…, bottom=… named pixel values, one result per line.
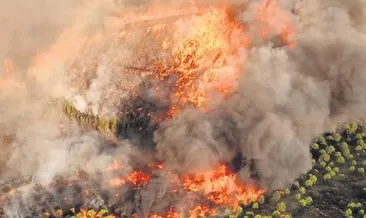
left=0, top=0, right=297, bottom=217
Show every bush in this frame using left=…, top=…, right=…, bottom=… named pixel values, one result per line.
left=299, top=199, right=307, bottom=207
left=326, top=146, right=336, bottom=154
left=351, top=160, right=357, bottom=166
left=299, top=187, right=306, bottom=195
left=252, top=202, right=259, bottom=209
left=320, top=153, right=331, bottom=162
left=334, top=151, right=342, bottom=157
left=344, top=208, right=352, bottom=216
left=362, top=160, right=366, bottom=166
left=272, top=210, right=281, bottom=217
left=329, top=171, right=336, bottom=177
left=305, top=180, right=313, bottom=187
left=311, top=143, right=319, bottom=150
left=323, top=173, right=332, bottom=181
left=276, top=202, right=286, bottom=212
left=336, top=156, right=346, bottom=163
left=357, top=168, right=365, bottom=174
left=348, top=166, right=356, bottom=172
left=295, top=193, right=301, bottom=200
left=325, top=166, right=332, bottom=172
left=333, top=167, right=340, bottom=173
left=320, top=161, right=327, bottom=167
left=305, top=196, right=313, bottom=204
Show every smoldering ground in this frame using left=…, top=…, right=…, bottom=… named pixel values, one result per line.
left=1, top=0, right=366, bottom=216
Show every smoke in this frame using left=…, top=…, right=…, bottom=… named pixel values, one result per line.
left=1, top=0, right=366, bottom=216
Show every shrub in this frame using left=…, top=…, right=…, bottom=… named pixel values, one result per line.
left=305, top=196, right=313, bottom=204
left=357, top=168, right=365, bottom=174
left=348, top=166, right=356, bottom=172
left=295, top=193, right=301, bottom=200
left=299, top=187, right=306, bottom=195
left=252, top=203, right=259, bottom=209
left=311, top=143, right=319, bottom=150
left=276, top=202, right=286, bottom=212
left=351, top=160, right=357, bottom=166
left=323, top=173, right=331, bottom=181
left=334, top=151, right=342, bottom=157
left=258, top=195, right=265, bottom=204
left=320, top=154, right=331, bottom=162
left=272, top=210, right=281, bottom=217
left=325, top=166, right=332, bottom=172
left=336, top=156, right=346, bottom=163
left=270, top=191, right=282, bottom=203
left=305, top=180, right=313, bottom=187
left=355, top=145, right=363, bottom=152
left=329, top=171, right=336, bottom=177
left=344, top=208, right=352, bottom=217
left=309, top=175, right=317, bottom=183
left=333, top=167, right=340, bottom=173
left=362, top=160, right=366, bottom=166
left=320, top=161, right=327, bottom=167
left=299, top=199, right=307, bottom=207
left=326, top=146, right=335, bottom=154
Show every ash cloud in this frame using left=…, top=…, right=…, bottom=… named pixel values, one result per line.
left=1, top=0, right=366, bottom=216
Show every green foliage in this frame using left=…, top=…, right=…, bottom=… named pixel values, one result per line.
left=276, top=201, right=286, bottom=212
left=348, top=166, right=356, bottom=172
left=272, top=210, right=281, bottom=217
left=329, top=171, right=336, bottom=177
left=298, top=199, right=307, bottom=207
left=323, top=173, right=331, bottom=181
left=298, top=187, right=306, bottom=195
left=357, top=167, right=365, bottom=174
left=326, top=146, right=335, bottom=154
left=336, top=156, right=345, bottom=163
left=319, top=153, right=330, bottom=162
left=270, top=191, right=282, bottom=203
left=344, top=208, right=353, bottom=216
left=311, top=143, right=319, bottom=150
left=304, top=180, right=313, bottom=187
left=252, top=202, right=259, bottom=209
left=350, top=160, right=357, bottom=166
left=305, top=196, right=313, bottom=205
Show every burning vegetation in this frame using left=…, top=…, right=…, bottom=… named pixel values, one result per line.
left=1, top=0, right=366, bottom=217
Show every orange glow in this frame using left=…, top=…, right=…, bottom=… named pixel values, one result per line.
left=256, top=0, right=295, bottom=47
left=182, top=164, right=264, bottom=211
left=0, top=59, right=24, bottom=89
left=110, top=170, right=150, bottom=188
left=106, top=160, right=124, bottom=171
left=148, top=7, right=247, bottom=119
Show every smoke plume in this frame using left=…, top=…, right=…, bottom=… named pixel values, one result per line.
left=1, top=0, right=366, bottom=216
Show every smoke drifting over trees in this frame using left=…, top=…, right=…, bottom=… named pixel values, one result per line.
left=1, top=0, right=366, bottom=216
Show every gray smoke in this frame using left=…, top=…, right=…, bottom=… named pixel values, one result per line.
left=1, top=0, right=366, bottom=216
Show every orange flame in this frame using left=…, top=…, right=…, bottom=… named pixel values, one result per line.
left=151, top=7, right=248, bottom=119
left=182, top=164, right=264, bottom=211
left=110, top=170, right=150, bottom=188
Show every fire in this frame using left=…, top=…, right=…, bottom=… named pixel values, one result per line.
left=106, top=160, right=124, bottom=171
left=256, top=0, right=295, bottom=47
left=151, top=7, right=248, bottom=118
left=108, top=162, right=264, bottom=217
left=110, top=170, right=151, bottom=188
left=182, top=164, right=264, bottom=210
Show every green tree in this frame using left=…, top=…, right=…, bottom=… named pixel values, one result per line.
left=276, top=202, right=286, bottom=212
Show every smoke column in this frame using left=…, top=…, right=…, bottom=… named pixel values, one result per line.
left=1, top=0, right=366, bottom=216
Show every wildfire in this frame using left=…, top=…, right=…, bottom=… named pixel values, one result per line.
left=108, top=161, right=264, bottom=217
left=182, top=164, right=264, bottom=211
left=110, top=170, right=151, bottom=188
left=148, top=6, right=247, bottom=118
